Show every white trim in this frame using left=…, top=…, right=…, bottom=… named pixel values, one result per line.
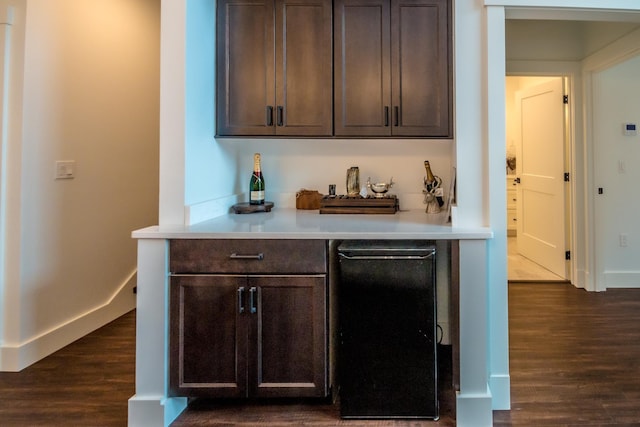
left=128, top=239, right=188, bottom=427
left=457, top=239, right=492, bottom=425
left=456, top=387, right=493, bottom=427
left=128, top=395, right=187, bottom=427
left=485, top=5, right=511, bottom=412
left=0, top=270, right=137, bottom=372
left=185, top=193, right=241, bottom=225
left=485, top=0, right=640, bottom=11
left=581, top=28, right=640, bottom=292
left=158, top=0, right=187, bottom=225
left=603, top=271, right=640, bottom=288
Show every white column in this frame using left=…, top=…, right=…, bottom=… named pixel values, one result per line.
left=158, top=0, right=187, bottom=226
left=485, top=5, right=511, bottom=410
left=128, top=239, right=187, bottom=427
left=456, top=239, right=493, bottom=427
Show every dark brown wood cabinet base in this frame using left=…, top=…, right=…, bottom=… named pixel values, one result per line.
left=169, top=240, right=329, bottom=399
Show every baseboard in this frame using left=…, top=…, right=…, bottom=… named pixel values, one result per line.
left=0, top=270, right=137, bottom=372
left=490, top=373, right=511, bottom=410
left=128, top=395, right=188, bottom=427
left=604, top=271, right=640, bottom=289
left=456, top=386, right=493, bottom=427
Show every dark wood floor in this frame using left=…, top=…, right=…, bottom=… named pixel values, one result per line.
left=0, top=310, right=135, bottom=426
left=494, top=283, right=640, bottom=427
left=1, top=283, right=640, bottom=426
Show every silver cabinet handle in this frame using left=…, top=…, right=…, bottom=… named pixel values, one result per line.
left=249, top=287, right=258, bottom=314
left=229, top=253, right=264, bottom=260
left=237, top=287, right=245, bottom=313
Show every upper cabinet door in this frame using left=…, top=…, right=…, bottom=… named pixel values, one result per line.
left=217, top=0, right=333, bottom=137
left=275, top=0, right=333, bottom=136
left=391, top=0, right=451, bottom=137
left=335, top=0, right=451, bottom=138
left=334, top=0, right=392, bottom=136
left=217, top=0, right=276, bottom=136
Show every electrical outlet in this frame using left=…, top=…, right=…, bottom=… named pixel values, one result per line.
left=619, top=233, right=628, bottom=247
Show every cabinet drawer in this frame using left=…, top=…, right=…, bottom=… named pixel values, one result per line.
left=170, top=239, right=327, bottom=274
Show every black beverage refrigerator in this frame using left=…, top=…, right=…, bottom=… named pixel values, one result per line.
left=337, top=240, right=438, bottom=419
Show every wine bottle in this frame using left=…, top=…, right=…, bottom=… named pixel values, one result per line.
left=250, top=153, right=265, bottom=205
left=424, top=160, right=436, bottom=185
left=424, top=160, right=444, bottom=207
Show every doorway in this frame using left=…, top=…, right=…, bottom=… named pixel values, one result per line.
left=506, top=75, right=570, bottom=282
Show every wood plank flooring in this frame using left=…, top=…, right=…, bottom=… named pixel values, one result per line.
left=1, top=283, right=640, bottom=426
left=0, top=311, right=135, bottom=426
left=494, top=283, right=640, bottom=426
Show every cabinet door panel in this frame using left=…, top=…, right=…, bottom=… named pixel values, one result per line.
left=170, top=275, right=248, bottom=397
left=217, top=0, right=276, bottom=135
left=276, top=0, right=332, bottom=136
left=391, top=0, right=451, bottom=136
left=248, top=275, right=327, bottom=398
left=334, top=0, right=391, bottom=136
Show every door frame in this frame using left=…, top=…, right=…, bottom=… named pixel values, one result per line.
left=584, top=47, right=640, bottom=292
left=506, top=72, right=577, bottom=286
left=502, top=8, right=640, bottom=292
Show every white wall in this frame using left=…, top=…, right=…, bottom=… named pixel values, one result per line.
left=0, top=0, right=160, bottom=371
left=177, top=0, right=456, bottom=223
left=592, top=53, right=640, bottom=288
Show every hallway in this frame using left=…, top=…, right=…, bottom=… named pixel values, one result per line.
left=508, top=237, right=566, bottom=282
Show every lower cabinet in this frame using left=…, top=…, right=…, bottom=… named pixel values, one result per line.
left=168, top=241, right=328, bottom=399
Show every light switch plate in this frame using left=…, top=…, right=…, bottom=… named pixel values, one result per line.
left=55, top=160, right=75, bottom=179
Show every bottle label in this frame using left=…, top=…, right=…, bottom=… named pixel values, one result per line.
left=251, top=190, right=265, bottom=202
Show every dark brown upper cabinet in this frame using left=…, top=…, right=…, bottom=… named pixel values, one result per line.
left=334, top=0, right=452, bottom=137
left=216, top=0, right=333, bottom=136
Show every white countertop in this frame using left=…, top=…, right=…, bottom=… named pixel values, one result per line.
left=132, top=208, right=492, bottom=240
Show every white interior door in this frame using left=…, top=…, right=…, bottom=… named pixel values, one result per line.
left=515, top=78, right=567, bottom=279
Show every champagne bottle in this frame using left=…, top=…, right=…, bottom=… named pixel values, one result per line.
left=250, top=153, right=265, bottom=205
left=424, top=160, right=444, bottom=207
left=424, top=161, right=436, bottom=185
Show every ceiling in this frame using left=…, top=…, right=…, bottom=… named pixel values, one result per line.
left=506, top=19, right=640, bottom=61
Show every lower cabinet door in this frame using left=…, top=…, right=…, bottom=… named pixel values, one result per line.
left=170, top=274, right=328, bottom=399
left=248, top=275, right=328, bottom=398
left=169, top=275, right=249, bottom=398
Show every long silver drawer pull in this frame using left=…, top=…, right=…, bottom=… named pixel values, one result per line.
left=237, top=287, right=245, bottom=313
left=249, top=287, right=258, bottom=314
left=229, top=253, right=264, bottom=260
left=338, top=254, right=432, bottom=260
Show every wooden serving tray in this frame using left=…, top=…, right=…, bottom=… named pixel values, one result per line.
left=319, top=195, right=398, bottom=214
left=232, top=201, right=274, bottom=214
